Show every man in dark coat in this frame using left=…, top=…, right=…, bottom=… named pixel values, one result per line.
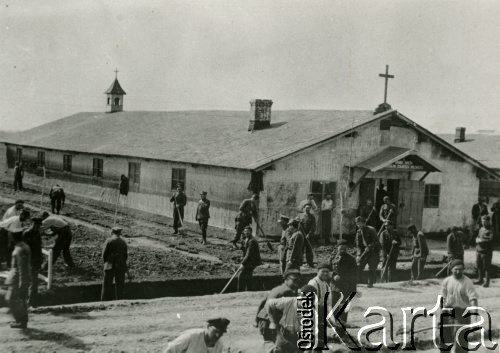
left=491, top=202, right=500, bottom=245
left=231, top=193, right=259, bottom=248
left=471, top=197, right=488, bottom=239
left=2, top=229, right=31, bottom=328
left=300, top=204, right=316, bottom=268
left=357, top=199, right=377, bottom=227
left=237, top=226, right=261, bottom=292
left=170, top=184, right=187, bottom=235
left=101, top=226, right=130, bottom=301
left=447, top=227, right=466, bottom=276
left=13, top=162, right=24, bottom=192
left=330, top=239, right=357, bottom=324
left=49, top=184, right=66, bottom=214
left=195, top=191, right=210, bottom=244
left=285, top=218, right=305, bottom=272
left=379, top=220, right=401, bottom=282
left=355, top=216, right=381, bottom=288
left=22, top=217, right=43, bottom=307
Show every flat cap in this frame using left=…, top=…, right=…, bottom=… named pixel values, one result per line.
left=383, top=196, right=390, bottom=201
left=15, top=199, right=24, bottom=204
left=283, top=268, right=301, bottom=279
left=200, top=191, right=207, bottom=195
left=207, top=317, right=230, bottom=332
left=449, top=259, right=464, bottom=270
left=355, top=216, right=365, bottom=223
left=300, top=284, right=318, bottom=295
left=111, top=226, right=123, bottom=235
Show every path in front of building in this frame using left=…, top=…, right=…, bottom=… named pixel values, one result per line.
left=1, top=279, right=498, bottom=352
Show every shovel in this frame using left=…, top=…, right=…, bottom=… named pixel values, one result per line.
left=175, top=204, right=187, bottom=236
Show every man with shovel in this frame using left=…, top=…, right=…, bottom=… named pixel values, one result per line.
left=379, top=220, right=401, bottom=283
left=231, top=193, right=259, bottom=249
left=170, top=184, right=187, bottom=235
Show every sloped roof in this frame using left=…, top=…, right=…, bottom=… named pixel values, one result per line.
left=439, top=134, right=500, bottom=170
left=4, top=110, right=387, bottom=169
left=105, top=78, right=126, bottom=95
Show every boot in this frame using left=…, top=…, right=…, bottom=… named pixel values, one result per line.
left=10, top=321, right=27, bottom=329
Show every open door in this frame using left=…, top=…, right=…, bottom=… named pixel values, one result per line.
left=397, top=180, right=424, bottom=231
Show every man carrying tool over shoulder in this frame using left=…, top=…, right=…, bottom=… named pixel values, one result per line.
left=170, top=184, right=186, bottom=235
left=379, top=196, right=396, bottom=225
left=355, top=216, right=381, bottom=288
left=231, top=193, right=259, bottom=249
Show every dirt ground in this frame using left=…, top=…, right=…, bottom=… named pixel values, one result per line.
left=0, top=183, right=453, bottom=286
left=0, top=279, right=499, bottom=353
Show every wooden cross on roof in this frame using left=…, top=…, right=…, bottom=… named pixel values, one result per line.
left=114, top=68, right=119, bottom=79
left=379, top=65, right=394, bottom=104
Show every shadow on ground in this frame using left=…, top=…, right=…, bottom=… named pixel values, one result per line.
left=23, top=328, right=90, bottom=351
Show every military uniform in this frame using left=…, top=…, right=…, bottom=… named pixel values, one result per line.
left=195, top=193, right=210, bottom=243
left=410, top=230, right=429, bottom=280
left=170, top=189, right=187, bottom=234
left=278, top=228, right=292, bottom=274
left=355, top=225, right=381, bottom=287
left=101, top=228, right=128, bottom=301
left=285, top=229, right=305, bottom=271
left=379, top=228, right=401, bottom=282
left=238, top=235, right=261, bottom=291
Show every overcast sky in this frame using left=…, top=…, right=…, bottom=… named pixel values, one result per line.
left=1, top=0, right=499, bottom=133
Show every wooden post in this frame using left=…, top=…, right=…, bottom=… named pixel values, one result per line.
left=113, top=191, right=120, bottom=227
left=40, top=167, right=46, bottom=209
left=47, top=249, right=53, bottom=290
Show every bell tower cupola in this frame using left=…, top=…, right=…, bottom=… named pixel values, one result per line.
left=105, top=69, right=126, bottom=113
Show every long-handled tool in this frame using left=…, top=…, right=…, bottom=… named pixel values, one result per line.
left=435, top=260, right=453, bottom=278
left=220, top=267, right=241, bottom=294
left=175, top=203, right=187, bottom=236
left=256, top=222, right=274, bottom=252
left=377, top=209, right=393, bottom=237
left=380, top=243, right=396, bottom=281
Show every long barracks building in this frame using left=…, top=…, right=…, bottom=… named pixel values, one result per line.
left=1, top=77, right=498, bottom=236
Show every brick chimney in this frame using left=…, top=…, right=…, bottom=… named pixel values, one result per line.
left=454, top=127, right=466, bottom=143
left=248, top=99, right=273, bottom=131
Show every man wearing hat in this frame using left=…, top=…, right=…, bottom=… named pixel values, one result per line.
left=297, top=193, right=318, bottom=214
left=238, top=225, right=261, bottom=291
left=300, top=204, right=316, bottom=268
left=285, top=218, right=305, bottom=271
left=40, top=211, right=74, bottom=268
left=440, top=259, right=478, bottom=353
left=231, top=193, right=259, bottom=248
left=379, top=196, right=396, bottom=225
left=101, top=226, right=130, bottom=301
left=49, top=184, right=66, bottom=215
left=267, top=285, right=318, bottom=353
left=446, top=227, right=466, bottom=276
left=170, top=184, right=187, bottom=235
left=255, top=269, right=301, bottom=353
left=23, top=216, right=43, bottom=307
left=164, top=317, right=230, bottom=353
left=195, top=191, right=210, bottom=244
left=2, top=228, right=31, bottom=328
left=475, top=215, right=493, bottom=287
left=379, top=220, right=401, bottom=282
left=330, top=239, right=357, bottom=324
left=355, top=216, right=381, bottom=288
left=308, top=262, right=332, bottom=348
left=277, top=215, right=291, bottom=274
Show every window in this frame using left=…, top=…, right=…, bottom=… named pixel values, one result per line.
left=424, top=184, right=440, bottom=208
left=37, top=151, right=45, bottom=167
left=310, top=181, right=337, bottom=207
left=171, top=168, right=186, bottom=190
left=16, top=148, right=22, bottom=162
left=93, top=158, right=103, bottom=177
left=63, top=155, right=72, bottom=172
left=107, top=97, right=110, bottom=105
left=114, top=97, right=120, bottom=106
left=128, top=162, right=141, bottom=186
